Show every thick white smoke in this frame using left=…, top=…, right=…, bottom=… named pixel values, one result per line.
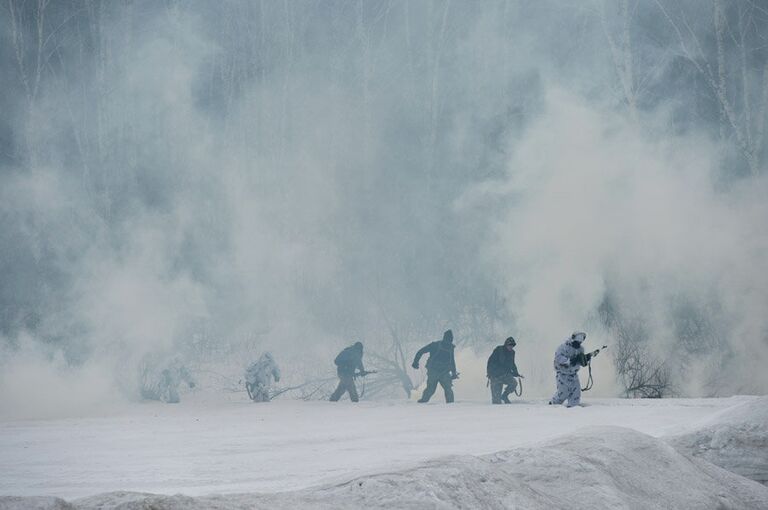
left=464, top=87, right=768, bottom=396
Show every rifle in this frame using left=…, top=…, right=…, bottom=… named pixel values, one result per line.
left=582, top=345, right=608, bottom=391
left=354, top=370, right=377, bottom=378
left=587, top=345, right=608, bottom=360
left=571, top=345, right=608, bottom=367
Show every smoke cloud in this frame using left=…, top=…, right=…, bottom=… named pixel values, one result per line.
left=1, top=1, right=766, bottom=416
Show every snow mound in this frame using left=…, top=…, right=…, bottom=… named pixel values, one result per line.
left=7, top=427, right=768, bottom=510
left=0, top=497, right=73, bottom=510
left=668, top=396, right=768, bottom=485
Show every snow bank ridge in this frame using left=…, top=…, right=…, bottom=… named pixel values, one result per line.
left=4, top=426, right=767, bottom=510
left=668, top=395, right=768, bottom=485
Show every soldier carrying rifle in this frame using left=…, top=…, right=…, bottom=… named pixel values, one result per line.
left=412, top=330, right=458, bottom=404
left=330, top=342, right=374, bottom=402
left=549, top=331, right=607, bottom=407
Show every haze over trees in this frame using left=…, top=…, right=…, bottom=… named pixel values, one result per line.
left=1, top=0, right=767, bottom=400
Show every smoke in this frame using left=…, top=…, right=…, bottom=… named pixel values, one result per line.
left=1, top=1, right=766, bottom=417
left=0, top=333, right=119, bottom=420
left=463, top=87, right=768, bottom=396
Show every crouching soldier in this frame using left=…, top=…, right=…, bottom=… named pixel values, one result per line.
left=330, top=341, right=366, bottom=402
left=245, top=352, right=281, bottom=402
left=549, top=331, right=589, bottom=407
left=140, top=356, right=196, bottom=404
left=487, top=336, right=522, bottom=404
left=412, top=330, right=457, bottom=403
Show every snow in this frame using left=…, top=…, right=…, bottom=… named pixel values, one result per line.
left=668, top=396, right=768, bottom=485
left=1, top=395, right=766, bottom=509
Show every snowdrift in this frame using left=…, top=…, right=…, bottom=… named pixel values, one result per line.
left=668, top=396, right=768, bottom=485
left=0, top=497, right=73, bottom=510
left=4, top=427, right=767, bottom=510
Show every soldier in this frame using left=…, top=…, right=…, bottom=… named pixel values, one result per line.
left=245, top=352, right=281, bottom=402
left=549, top=331, right=589, bottom=407
left=140, top=356, right=196, bottom=404
left=330, top=341, right=366, bottom=402
left=412, top=330, right=457, bottom=403
left=486, top=336, right=522, bottom=404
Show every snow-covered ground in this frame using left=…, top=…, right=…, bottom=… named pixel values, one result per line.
left=669, top=396, right=768, bottom=485
left=1, top=395, right=766, bottom=509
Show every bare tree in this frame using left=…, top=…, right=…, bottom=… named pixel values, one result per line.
left=598, top=0, right=639, bottom=119
left=599, top=295, right=674, bottom=398
left=614, top=339, right=673, bottom=398
left=7, top=0, right=51, bottom=161
left=653, top=0, right=768, bottom=174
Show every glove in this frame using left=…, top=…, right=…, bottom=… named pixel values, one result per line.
left=570, top=353, right=588, bottom=367
left=411, top=361, right=419, bottom=369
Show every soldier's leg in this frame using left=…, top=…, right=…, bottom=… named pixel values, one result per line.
left=550, top=372, right=567, bottom=405
left=566, top=374, right=581, bottom=407
left=418, top=372, right=439, bottom=403
left=490, top=379, right=503, bottom=404
left=167, top=385, right=180, bottom=404
left=347, top=377, right=359, bottom=402
left=501, top=375, right=518, bottom=403
left=254, top=383, right=268, bottom=402
left=439, top=373, right=454, bottom=403
left=329, top=377, right=346, bottom=401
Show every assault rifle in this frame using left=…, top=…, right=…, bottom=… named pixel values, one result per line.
left=588, top=345, right=608, bottom=360
left=582, top=345, right=608, bottom=392
left=571, top=345, right=608, bottom=367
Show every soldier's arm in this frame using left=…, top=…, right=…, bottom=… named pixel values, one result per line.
left=412, top=344, right=430, bottom=367
left=569, top=352, right=588, bottom=367
left=510, top=350, right=520, bottom=376
left=486, top=350, right=495, bottom=376
left=180, top=368, right=196, bottom=388
left=555, top=349, right=571, bottom=368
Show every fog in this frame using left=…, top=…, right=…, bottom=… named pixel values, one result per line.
left=1, top=1, right=766, bottom=418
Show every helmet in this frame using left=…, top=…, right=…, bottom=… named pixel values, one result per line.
left=442, top=330, right=454, bottom=343
left=504, top=336, right=516, bottom=347
left=353, top=341, right=363, bottom=350
left=569, top=331, right=586, bottom=348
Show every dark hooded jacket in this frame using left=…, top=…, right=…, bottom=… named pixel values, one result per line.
left=486, top=345, right=519, bottom=379
left=413, top=331, right=456, bottom=374
left=335, top=342, right=364, bottom=376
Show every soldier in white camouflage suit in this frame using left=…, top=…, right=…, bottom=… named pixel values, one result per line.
left=549, top=332, right=590, bottom=407
left=140, top=356, right=196, bottom=404
left=245, top=352, right=281, bottom=402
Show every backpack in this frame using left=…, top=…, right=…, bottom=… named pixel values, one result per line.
left=335, top=348, right=352, bottom=367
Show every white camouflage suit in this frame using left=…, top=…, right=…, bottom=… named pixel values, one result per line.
left=245, top=352, right=281, bottom=402
left=140, top=356, right=196, bottom=404
left=550, top=333, right=586, bottom=407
